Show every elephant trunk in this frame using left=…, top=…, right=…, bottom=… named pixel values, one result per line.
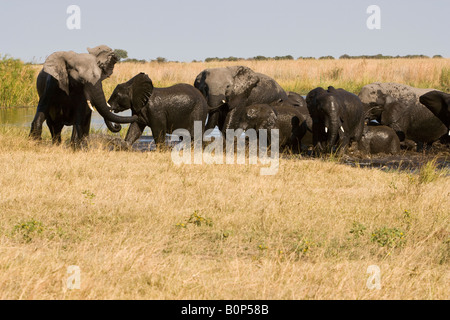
left=105, top=119, right=122, bottom=133
left=85, top=82, right=138, bottom=124
left=327, top=115, right=339, bottom=151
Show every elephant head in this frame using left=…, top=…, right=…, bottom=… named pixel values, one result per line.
left=306, top=87, right=345, bottom=151
left=43, top=46, right=138, bottom=125
left=194, top=66, right=260, bottom=131
left=235, top=104, right=277, bottom=132
left=419, top=90, right=450, bottom=129
left=108, top=73, right=154, bottom=115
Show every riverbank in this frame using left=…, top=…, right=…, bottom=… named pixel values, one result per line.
left=0, top=128, right=448, bottom=299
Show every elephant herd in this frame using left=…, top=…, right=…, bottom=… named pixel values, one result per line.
left=29, top=45, right=450, bottom=156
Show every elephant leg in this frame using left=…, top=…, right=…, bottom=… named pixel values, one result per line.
left=125, top=121, right=146, bottom=146
left=47, top=119, right=64, bottom=145
left=30, top=109, right=46, bottom=140
left=30, top=76, right=59, bottom=140
left=154, top=129, right=167, bottom=147
left=70, top=99, right=92, bottom=148
left=206, top=112, right=219, bottom=131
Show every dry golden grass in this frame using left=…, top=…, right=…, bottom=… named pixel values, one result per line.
left=0, top=128, right=448, bottom=299
left=102, top=58, right=450, bottom=97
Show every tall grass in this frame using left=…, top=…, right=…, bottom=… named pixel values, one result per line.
left=1, top=58, right=449, bottom=107
left=0, top=56, right=38, bottom=107
left=104, top=58, right=450, bottom=97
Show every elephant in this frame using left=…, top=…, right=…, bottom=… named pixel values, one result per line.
left=306, top=86, right=365, bottom=152
left=108, top=72, right=208, bottom=147
left=271, top=92, right=313, bottom=148
left=194, top=66, right=288, bottom=133
left=228, top=103, right=307, bottom=153
left=358, top=83, right=448, bottom=150
left=358, top=125, right=401, bottom=155
left=419, top=90, right=450, bottom=130
left=276, top=91, right=307, bottom=108
left=29, top=45, right=137, bottom=146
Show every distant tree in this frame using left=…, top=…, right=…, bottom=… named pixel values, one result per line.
left=154, top=57, right=167, bottom=63
left=113, top=49, right=128, bottom=61
left=122, top=58, right=147, bottom=64
left=251, top=55, right=269, bottom=61
left=319, top=56, right=335, bottom=60
left=274, top=55, right=294, bottom=60
left=433, top=55, right=443, bottom=59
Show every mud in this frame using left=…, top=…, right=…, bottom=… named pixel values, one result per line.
left=128, top=135, right=450, bottom=173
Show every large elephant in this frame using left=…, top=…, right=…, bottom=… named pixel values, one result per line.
left=29, top=45, right=137, bottom=146
left=108, top=72, right=208, bottom=147
left=194, top=66, right=288, bottom=132
left=419, top=90, right=450, bottom=129
left=306, top=86, right=365, bottom=152
left=229, top=103, right=307, bottom=153
left=358, top=83, right=448, bottom=150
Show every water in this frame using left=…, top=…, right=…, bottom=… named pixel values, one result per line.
left=0, top=106, right=221, bottom=145
left=0, top=107, right=145, bottom=134
left=1, top=107, right=448, bottom=172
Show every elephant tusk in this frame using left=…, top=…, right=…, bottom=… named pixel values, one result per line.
left=222, top=99, right=226, bottom=104
left=107, top=102, right=112, bottom=109
left=448, top=130, right=450, bottom=136
left=324, top=127, right=328, bottom=133
left=87, top=100, right=95, bottom=112
left=340, top=126, right=345, bottom=133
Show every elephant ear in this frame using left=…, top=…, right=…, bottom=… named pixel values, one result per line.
left=306, top=87, right=325, bottom=111
left=43, top=52, right=71, bottom=95
left=230, top=66, right=260, bottom=98
left=131, top=73, right=154, bottom=114
left=194, top=71, right=206, bottom=93
left=87, top=45, right=118, bottom=79
left=420, top=91, right=450, bottom=128
left=43, top=51, right=102, bottom=96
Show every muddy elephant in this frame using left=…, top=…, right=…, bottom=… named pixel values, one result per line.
left=271, top=92, right=313, bottom=148
left=306, top=86, right=365, bottom=152
left=229, top=104, right=307, bottom=153
left=419, top=90, right=450, bottom=130
left=358, top=83, right=448, bottom=150
left=108, top=73, right=208, bottom=147
left=29, top=45, right=137, bottom=146
left=358, top=125, right=401, bottom=155
left=276, top=91, right=307, bottom=108
left=194, top=66, right=288, bottom=132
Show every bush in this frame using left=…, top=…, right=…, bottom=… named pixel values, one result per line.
left=0, top=55, right=38, bottom=107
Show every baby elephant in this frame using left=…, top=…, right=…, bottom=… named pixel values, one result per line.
left=232, top=104, right=307, bottom=153
left=358, top=125, right=401, bottom=155
left=108, top=73, right=208, bottom=147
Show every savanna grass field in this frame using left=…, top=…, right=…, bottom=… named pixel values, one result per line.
left=0, top=57, right=449, bottom=299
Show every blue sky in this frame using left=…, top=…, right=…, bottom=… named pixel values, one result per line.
left=0, top=0, right=448, bottom=62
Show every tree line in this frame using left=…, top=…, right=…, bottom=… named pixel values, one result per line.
left=113, top=49, right=445, bottom=63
